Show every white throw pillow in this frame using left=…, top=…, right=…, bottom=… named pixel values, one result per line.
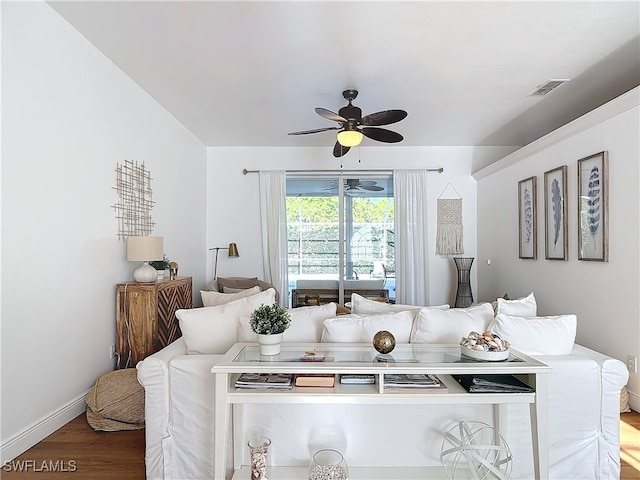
left=496, top=292, right=537, bottom=317
left=489, top=313, right=577, bottom=355
left=350, top=293, right=417, bottom=315
left=238, top=303, right=338, bottom=343
left=200, top=286, right=261, bottom=307
left=410, top=302, right=495, bottom=344
left=177, top=288, right=276, bottom=354
left=321, top=310, right=415, bottom=343
left=350, top=293, right=449, bottom=315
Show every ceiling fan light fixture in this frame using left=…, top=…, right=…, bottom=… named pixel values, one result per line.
left=337, top=130, right=363, bottom=147
left=289, top=90, right=406, bottom=157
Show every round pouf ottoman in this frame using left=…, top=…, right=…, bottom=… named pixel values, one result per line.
left=85, top=368, right=144, bottom=431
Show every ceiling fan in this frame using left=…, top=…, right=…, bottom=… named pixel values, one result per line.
left=288, top=89, right=407, bottom=157
left=325, top=179, right=385, bottom=193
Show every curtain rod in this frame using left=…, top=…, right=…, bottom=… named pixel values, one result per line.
left=242, top=167, right=444, bottom=175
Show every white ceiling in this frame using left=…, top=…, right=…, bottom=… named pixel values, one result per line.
left=48, top=1, right=640, bottom=149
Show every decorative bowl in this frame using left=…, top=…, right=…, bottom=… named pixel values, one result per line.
left=460, top=346, right=509, bottom=361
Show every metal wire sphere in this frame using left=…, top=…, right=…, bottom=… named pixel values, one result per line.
left=440, top=420, right=512, bottom=480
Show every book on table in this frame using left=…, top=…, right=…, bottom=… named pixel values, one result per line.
left=339, top=374, right=376, bottom=385
left=452, top=374, right=534, bottom=393
left=383, top=373, right=448, bottom=393
left=235, top=373, right=293, bottom=389
left=383, top=373, right=442, bottom=387
left=294, top=373, right=336, bottom=387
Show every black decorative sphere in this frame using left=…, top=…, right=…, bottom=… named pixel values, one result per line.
left=373, top=330, right=396, bottom=354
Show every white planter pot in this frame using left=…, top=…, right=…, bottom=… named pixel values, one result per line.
left=257, top=333, right=283, bottom=356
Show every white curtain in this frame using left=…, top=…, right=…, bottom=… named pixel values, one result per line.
left=393, top=169, right=430, bottom=306
left=259, top=171, right=289, bottom=306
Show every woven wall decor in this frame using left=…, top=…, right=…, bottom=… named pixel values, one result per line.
left=436, top=197, right=463, bottom=255
left=112, top=159, right=156, bottom=240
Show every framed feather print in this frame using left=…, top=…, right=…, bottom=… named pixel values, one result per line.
left=578, top=151, right=608, bottom=261
left=518, top=176, right=537, bottom=259
left=544, top=166, right=568, bottom=260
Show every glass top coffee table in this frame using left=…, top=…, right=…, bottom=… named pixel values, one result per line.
left=212, top=343, right=550, bottom=480
left=226, top=343, right=533, bottom=369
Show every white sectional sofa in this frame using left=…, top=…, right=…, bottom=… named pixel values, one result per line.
left=137, top=290, right=628, bottom=480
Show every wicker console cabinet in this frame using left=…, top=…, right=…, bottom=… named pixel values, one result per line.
left=116, top=277, right=192, bottom=369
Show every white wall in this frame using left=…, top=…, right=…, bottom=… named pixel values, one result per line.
left=1, top=2, right=207, bottom=461
left=475, top=88, right=640, bottom=410
left=206, top=145, right=515, bottom=306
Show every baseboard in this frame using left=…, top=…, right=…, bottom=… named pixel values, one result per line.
left=0, top=389, right=89, bottom=465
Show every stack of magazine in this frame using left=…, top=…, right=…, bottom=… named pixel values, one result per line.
left=235, top=373, right=293, bottom=389
left=383, top=373, right=447, bottom=392
left=452, top=374, right=534, bottom=393
left=339, top=374, right=376, bottom=385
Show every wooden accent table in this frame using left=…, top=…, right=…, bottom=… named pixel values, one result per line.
left=115, top=277, right=192, bottom=369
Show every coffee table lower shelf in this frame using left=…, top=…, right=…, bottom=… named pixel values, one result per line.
left=231, top=465, right=467, bottom=479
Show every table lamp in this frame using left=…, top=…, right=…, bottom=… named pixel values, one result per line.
left=127, top=236, right=164, bottom=282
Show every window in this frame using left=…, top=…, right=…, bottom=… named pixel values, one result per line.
left=286, top=175, right=395, bottom=307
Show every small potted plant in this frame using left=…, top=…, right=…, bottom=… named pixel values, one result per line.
left=250, top=303, right=291, bottom=355
left=149, top=255, right=170, bottom=280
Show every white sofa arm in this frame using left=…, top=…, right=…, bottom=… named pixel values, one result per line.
left=165, top=353, right=227, bottom=479
left=569, top=344, right=629, bottom=469
left=507, top=343, right=628, bottom=479
left=569, top=343, right=630, bottom=388
left=137, top=338, right=187, bottom=480
left=567, top=344, right=629, bottom=430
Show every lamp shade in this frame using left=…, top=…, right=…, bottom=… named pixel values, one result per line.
left=126, top=236, right=164, bottom=262
left=337, top=130, right=363, bottom=147
left=228, top=242, right=239, bottom=257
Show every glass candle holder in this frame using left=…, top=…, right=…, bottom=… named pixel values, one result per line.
left=308, top=449, right=349, bottom=480
left=248, top=436, right=270, bottom=480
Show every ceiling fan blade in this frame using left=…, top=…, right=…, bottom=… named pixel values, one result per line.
left=361, top=109, right=408, bottom=126
left=361, top=185, right=384, bottom=191
left=357, top=180, right=377, bottom=186
left=361, top=127, right=404, bottom=143
left=316, top=108, right=347, bottom=123
left=288, top=126, right=340, bottom=135
left=333, top=142, right=350, bottom=157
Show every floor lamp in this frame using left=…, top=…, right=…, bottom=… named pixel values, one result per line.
left=210, top=243, right=239, bottom=279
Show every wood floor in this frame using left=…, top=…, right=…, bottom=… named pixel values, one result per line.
left=621, top=411, right=640, bottom=480
left=2, top=410, right=639, bottom=479
left=1, top=414, right=145, bottom=480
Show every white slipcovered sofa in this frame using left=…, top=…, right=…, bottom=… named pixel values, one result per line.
left=137, top=290, right=628, bottom=480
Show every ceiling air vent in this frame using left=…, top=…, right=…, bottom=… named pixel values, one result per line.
left=528, top=79, right=570, bottom=97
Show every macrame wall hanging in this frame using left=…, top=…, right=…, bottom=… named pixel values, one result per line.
left=436, top=183, right=463, bottom=255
